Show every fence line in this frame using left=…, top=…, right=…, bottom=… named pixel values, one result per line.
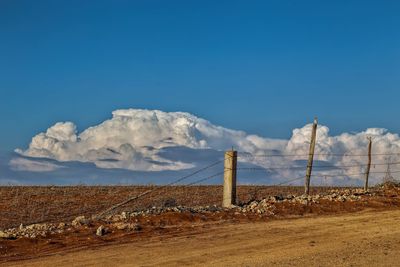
left=96, top=154, right=399, bottom=217
left=311, top=169, right=400, bottom=178
left=238, top=152, right=400, bottom=158
left=93, top=156, right=398, bottom=218
left=95, top=160, right=225, bottom=218
left=94, top=118, right=400, bottom=218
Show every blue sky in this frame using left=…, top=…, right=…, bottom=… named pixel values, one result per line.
left=1, top=0, right=399, bottom=153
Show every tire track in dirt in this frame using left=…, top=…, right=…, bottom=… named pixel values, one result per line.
left=6, top=209, right=400, bottom=267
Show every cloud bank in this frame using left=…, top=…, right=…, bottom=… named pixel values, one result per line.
left=9, top=157, right=63, bottom=172
left=14, top=108, right=400, bottom=185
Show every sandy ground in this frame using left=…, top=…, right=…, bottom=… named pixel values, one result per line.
left=6, top=209, right=400, bottom=267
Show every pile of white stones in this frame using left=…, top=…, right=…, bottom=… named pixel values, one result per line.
left=104, top=205, right=223, bottom=221
left=238, top=188, right=370, bottom=214
left=0, top=214, right=142, bottom=240
left=0, top=223, right=65, bottom=240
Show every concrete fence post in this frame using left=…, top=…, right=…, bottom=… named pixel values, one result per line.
left=223, top=150, right=237, bottom=208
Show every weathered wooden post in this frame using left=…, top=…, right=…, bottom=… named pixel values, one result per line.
left=364, top=137, right=372, bottom=192
left=223, top=150, right=237, bottom=208
left=305, top=117, right=318, bottom=195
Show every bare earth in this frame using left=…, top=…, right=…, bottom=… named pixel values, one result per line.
left=6, top=209, right=400, bottom=267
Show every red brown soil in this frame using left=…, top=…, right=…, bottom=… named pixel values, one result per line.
left=1, top=185, right=400, bottom=264
left=0, top=185, right=354, bottom=229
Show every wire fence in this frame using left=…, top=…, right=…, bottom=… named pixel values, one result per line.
left=91, top=148, right=400, bottom=217
left=237, top=151, right=400, bottom=180
left=2, top=149, right=400, bottom=228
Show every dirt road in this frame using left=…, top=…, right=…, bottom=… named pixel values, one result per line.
left=6, top=209, right=400, bottom=267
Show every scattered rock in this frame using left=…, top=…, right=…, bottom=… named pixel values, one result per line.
left=113, top=222, right=141, bottom=231
left=121, top=212, right=128, bottom=220
left=235, top=188, right=370, bottom=214
left=0, top=223, right=59, bottom=240
left=72, top=216, right=91, bottom=227
left=0, top=231, right=14, bottom=240
left=96, top=225, right=108, bottom=236
left=0, top=188, right=377, bottom=240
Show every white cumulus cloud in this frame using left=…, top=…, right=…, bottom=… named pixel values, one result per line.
left=14, top=108, right=400, bottom=185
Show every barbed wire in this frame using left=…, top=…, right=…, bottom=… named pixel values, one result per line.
left=237, top=167, right=400, bottom=179
left=313, top=161, right=400, bottom=168
left=186, top=171, right=225, bottom=186
left=237, top=152, right=400, bottom=158
left=237, top=167, right=305, bottom=171
left=164, top=160, right=224, bottom=186
left=312, top=169, right=400, bottom=178
left=236, top=161, right=400, bottom=172
left=96, top=149, right=400, bottom=218
left=219, top=175, right=307, bottom=204
left=274, top=175, right=306, bottom=186
left=95, top=160, right=224, bottom=218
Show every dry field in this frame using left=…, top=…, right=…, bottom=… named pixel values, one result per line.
left=1, top=184, right=400, bottom=266
left=0, top=185, right=348, bottom=229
